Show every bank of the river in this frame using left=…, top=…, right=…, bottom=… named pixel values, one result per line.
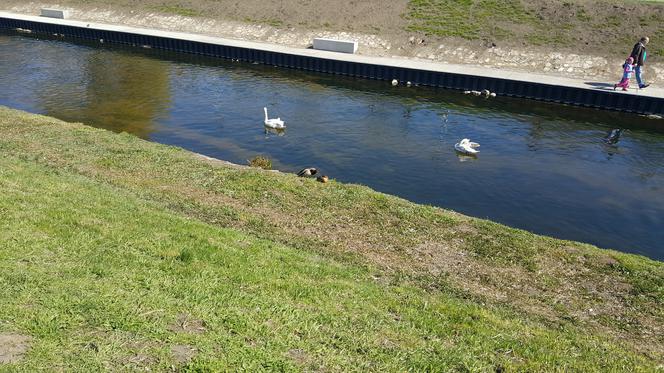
left=4, top=1, right=664, bottom=84
left=0, top=106, right=662, bottom=370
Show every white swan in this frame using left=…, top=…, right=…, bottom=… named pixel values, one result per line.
left=264, top=107, right=285, bottom=129
left=454, top=138, right=480, bottom=155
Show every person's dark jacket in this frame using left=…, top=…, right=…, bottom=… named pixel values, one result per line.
left=630, top=42, right=647, bottom=66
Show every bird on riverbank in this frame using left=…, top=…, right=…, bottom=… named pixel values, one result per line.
left=297, top=168, right=318, bottom=177
left=604, top=129, right=624, bottom=145
left=263, top=107, right=285, bottom=129
left=454, top=138, right=480, bottom=155
left=316, top=175, right=329, bottom=183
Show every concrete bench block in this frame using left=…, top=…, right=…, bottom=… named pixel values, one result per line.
left=313, top=38, right=358, bottom=54
left=40, top=8, right=69, bottom=19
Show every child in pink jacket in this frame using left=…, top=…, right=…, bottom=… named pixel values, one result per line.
left=614, top=57, right=635, bottom=91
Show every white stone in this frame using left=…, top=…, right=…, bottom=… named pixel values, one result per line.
left=40, top=8, right=69, bottom=19
left=313, top=38, right=358, bottom=54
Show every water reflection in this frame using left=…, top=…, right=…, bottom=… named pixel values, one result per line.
left=77, top=51, right=169, bottom=138
left=0, top=34, right=170, bottom=138
left=1, top=32, right=663, bottom=259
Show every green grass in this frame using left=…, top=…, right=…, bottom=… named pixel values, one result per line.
left=151, top=5, right=200, bottom=17
left=0, top=106, right=662, bottom=370
left=405, top=0, right=575, bottom=47
left=405, top=0, right=538, bottom=40
left=405, top=0, right=663, bottom=57
left=407, top=0, right=531, bottom=39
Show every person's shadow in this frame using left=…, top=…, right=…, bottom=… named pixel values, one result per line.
left=585, top=82, right=615, bottom=91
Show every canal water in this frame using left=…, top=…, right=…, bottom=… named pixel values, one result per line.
left=1, top=32, right=663, bottom=260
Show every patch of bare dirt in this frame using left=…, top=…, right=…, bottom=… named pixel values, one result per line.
left=168, top=314, right=207, bottom=334
left=124, top=353, right=156, bottom=368
left=0, top=333, right=32, bottom=364
left=286, top=348, right=311, bottom=366
left=171, top=344, right=197, bottom=364
left=86, top=334, right=163, bottom=370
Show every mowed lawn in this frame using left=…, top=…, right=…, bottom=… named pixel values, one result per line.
left=0, top=106, right=662, bottom=370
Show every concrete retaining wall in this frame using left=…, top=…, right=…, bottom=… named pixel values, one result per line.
left=1, top=13, right=663, bottom=116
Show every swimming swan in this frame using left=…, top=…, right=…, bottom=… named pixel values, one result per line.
left=454, top=138, right=480, bottom=155
left=264, top=107, right=285, bottom=129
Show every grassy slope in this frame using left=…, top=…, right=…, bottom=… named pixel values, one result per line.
left=0, top=106, right=662, bottom=370
left=0, top=156, right=645, bottom=371
left=405, top=0, right=664, bottom=59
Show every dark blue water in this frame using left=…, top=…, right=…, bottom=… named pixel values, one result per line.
left=1, top=32, right=663, bottom=260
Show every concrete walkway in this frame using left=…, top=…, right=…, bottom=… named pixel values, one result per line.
left=2, top=11, right=663, bottom=103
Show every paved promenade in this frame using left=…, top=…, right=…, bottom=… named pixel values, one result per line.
left=1, top=11, right=663, bottom=104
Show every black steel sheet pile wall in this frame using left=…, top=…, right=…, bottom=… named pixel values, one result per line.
left=1, top=16, right=662, bottom=115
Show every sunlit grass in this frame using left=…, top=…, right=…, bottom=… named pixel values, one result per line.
left=405, top=0, right=663, bottom=54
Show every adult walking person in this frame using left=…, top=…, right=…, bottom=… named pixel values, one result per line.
left=630, top=36, right=650, bottom=89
